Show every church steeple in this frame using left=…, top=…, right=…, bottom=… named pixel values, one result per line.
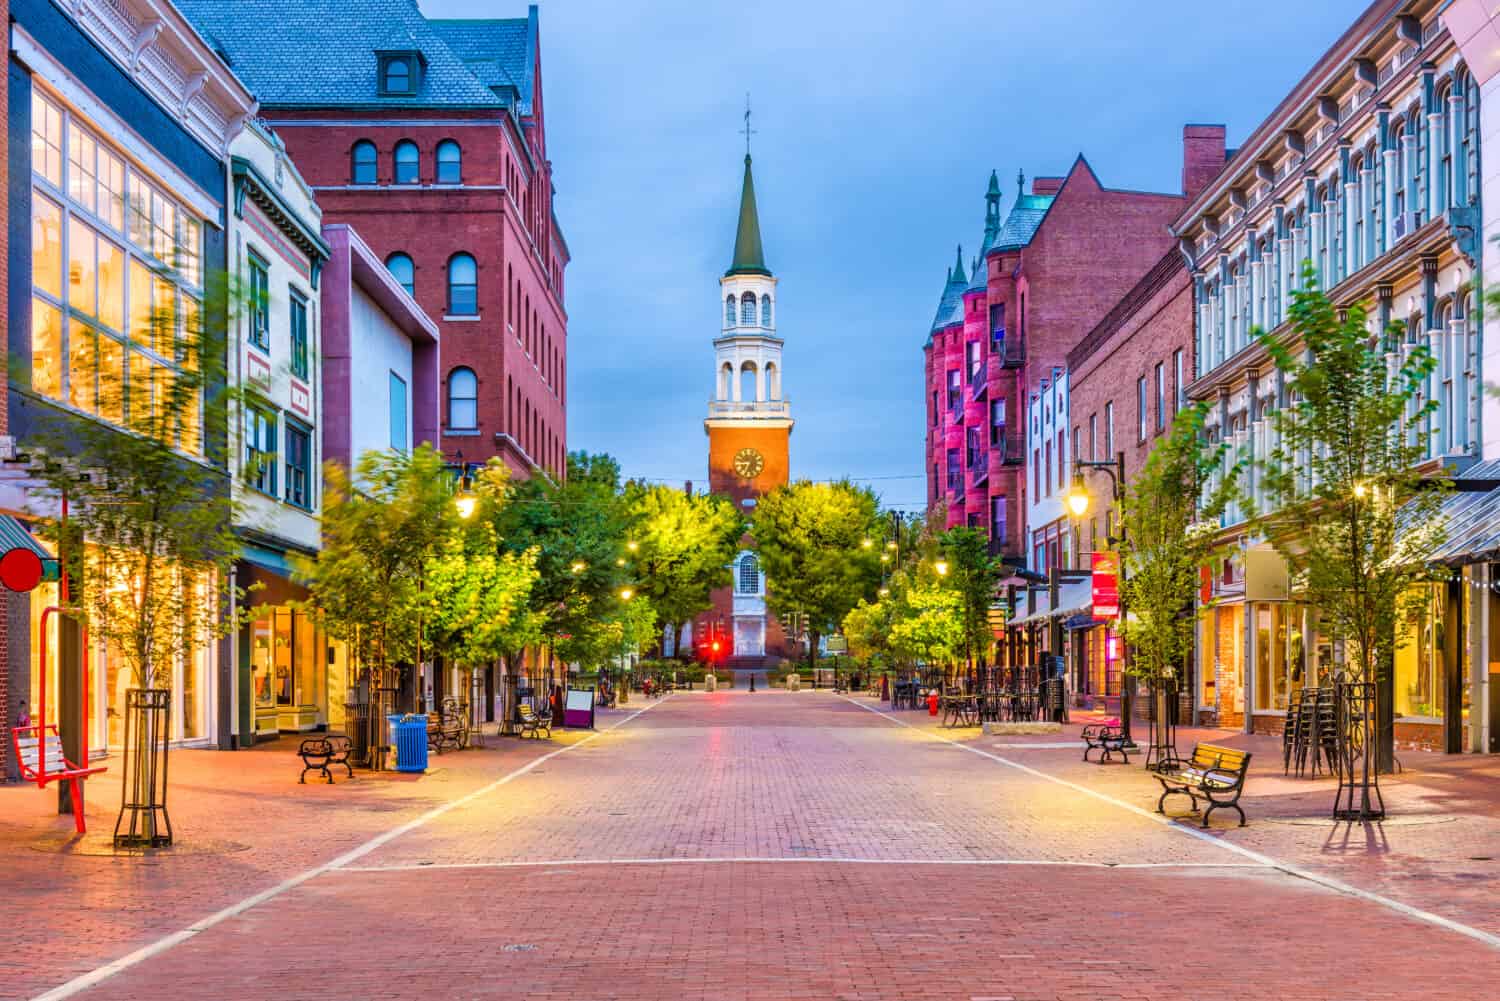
left=726, top=154, right=770, bottom=277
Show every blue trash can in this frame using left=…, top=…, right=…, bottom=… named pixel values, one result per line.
left=386, top=714, right=429, bottom=773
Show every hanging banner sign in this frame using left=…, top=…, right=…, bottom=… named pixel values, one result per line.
left=1092, top=551, right=1120, bottom=619
left=1200, top=565, right=1213, bottom=604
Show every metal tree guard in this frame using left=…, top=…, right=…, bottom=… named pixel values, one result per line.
left=1333, top=679, right=1384, bottom=821
left=114, top=688, right=172, bottom=848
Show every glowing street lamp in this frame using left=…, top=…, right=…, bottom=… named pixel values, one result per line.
left=878, top=586, right=890, bottom=598
left=619, top=587, right=634, bottom=601
left=571, top=561, right=587, bottom=575
left=1064, top=471, right=1091, bottom=518
left=861, top=538, right=874, bottom=549
left=627, top=540, right=640, bottom=553
left=934, top=560, right=949, bottom=577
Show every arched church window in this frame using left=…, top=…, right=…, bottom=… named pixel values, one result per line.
left=718, top=362, right=733, bottom=401
left=725, top=295, right=736, bottom=327
left=766, top=362, right=779, bottom=400
left=761, top=295, right=772, bottom=327
left=740, top=361, right=757, bottom=402
left=740, top=291, right=756, bottom=324
left=737, top=553, right=760, bottom=594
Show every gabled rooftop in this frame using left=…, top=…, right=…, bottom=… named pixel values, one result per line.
left=994, top=194, right=1055, bottom=252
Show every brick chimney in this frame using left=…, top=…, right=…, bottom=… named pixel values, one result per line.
left=1031, top=177, right=1065, bottom=196
left=1182, top=124, right=1227, bottom=200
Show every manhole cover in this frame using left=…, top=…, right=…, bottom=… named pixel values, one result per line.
left=1261, top=814, right=1460, bottom=828
left=31, top=834, right=252, bottom=857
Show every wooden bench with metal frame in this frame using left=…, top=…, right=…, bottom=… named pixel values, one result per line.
left=1081, top=720, right=1129, bottom=764
left=1154, top=742, right=1252, bottom=828
left=517, top=702, right=552, bottom=739
left=426, top=699, right=470, bottom=754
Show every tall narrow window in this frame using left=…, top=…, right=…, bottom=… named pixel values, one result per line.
left=1137, top=376, right=1148, bottom=440
left=285, top=421, right=312, bottom=509
left=289, top=292, right=308, bottom=380
left=1056, top=430, right=1065, bottom=490
left=724, top=295, right=736, bottom=326
left=947, top=369, right=961, bottom=409
left=761, top=295, right=772, bottom=327
left=990, top=398, right=1006, bottom=447
left=447, top=253, right=477, bottom=315
left=394, top=141, right=419, bottom=184
left=246, top=406, right=277, bottom=495
left=1104, top=402, right=1114, bottom=456
left=990, top=496, right=1007, bottom=541
left=1173, top=349, right=1184, bottom=413
left=737, top=553, right=760, bottom=594
left=1088, top=414, right=1098, bottom=460
left=740, top=291, right=756, bottom=324
left=389, top=372, right=408, bottom=452
left=448, top=367, right=478, bottom=429
left=248, top=254, right=270, bottom=350
left=1154, top=362, right=1165, bottom=432
left=435, top=140, right=461, bottom=184
left=386, top=253, right=415, bottom=296
left=351, top=141, right=377, bottom=185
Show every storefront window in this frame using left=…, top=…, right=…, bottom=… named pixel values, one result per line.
left=1395, top=584, right=1446, bottom=719
left=1253, top=603, right=1305, bottom=711
left=250, top=607, right=323, bottom=721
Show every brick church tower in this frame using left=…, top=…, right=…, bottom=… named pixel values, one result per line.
left=703, top=150, right=792, bottom=668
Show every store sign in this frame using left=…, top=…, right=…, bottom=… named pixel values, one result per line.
left=1092, top=551, right=1120, bottom=619
left=1199, top=565, right=1213, bottom=604
left=987, top=602, right=1009, bottom=636
left=826, top=634, right=848, bottom=654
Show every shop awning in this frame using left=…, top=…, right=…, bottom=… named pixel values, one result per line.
left=239, top=541, right=295, bottom=578
left=1421, top=461, right=1500, bottom=566
left=1008, top=578, right=1092, bottom=628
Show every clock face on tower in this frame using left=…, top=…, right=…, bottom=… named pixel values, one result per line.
left=733, top=447, right=765, bottom=479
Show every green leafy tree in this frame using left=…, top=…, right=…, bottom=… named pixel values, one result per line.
left=24, top=270, right=244, bottom=841
left=1118, top=401, right=1237, bottom=685
left=1255, top=267, right=1446, bottom=773
left=624, top=483, right=743, bottom=651
left=888, top=574, right=965, bottom=668
left=753, top=480, right=883, bottom=670
left=937, top=527, right=1005, bottom=675
left=294, top=444, right=455, bottom=688
left=425, top=521, right=543, bottom=676
left=494, top=452, right=632, bottom=673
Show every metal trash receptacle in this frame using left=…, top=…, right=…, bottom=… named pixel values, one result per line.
left=387, top=714, right=429, bottom=773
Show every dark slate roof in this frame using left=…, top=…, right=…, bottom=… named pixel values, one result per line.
left=994, top=193, right=1055, bottom=252
left=429, top=18, right=533, bottom=113
left=928, top=265, right=968, bottom=335
left=177, top=0, right=513, bottom=109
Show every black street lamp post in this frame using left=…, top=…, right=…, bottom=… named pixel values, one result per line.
left=1065, top=452, right=1136, bottom=747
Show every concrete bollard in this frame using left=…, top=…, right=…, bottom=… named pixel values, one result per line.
left=705, top=674, right=717, bottom=692
left=786, top=673, right=801, bottom=691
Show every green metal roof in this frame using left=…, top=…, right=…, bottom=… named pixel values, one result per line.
left=0, top=515, right=60, bottom=588
left=726, top=155, right=770, bottom=277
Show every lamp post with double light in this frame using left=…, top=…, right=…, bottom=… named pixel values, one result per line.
left=1063, top=453, right=1135, bottom=746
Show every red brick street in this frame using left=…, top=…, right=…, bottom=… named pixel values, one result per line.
left=5, top=690, right=1500, bottom=1000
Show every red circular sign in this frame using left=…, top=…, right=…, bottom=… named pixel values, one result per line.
left=0, top=548, right=44, bottom=592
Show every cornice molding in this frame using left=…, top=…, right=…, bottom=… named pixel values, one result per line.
left=67, top=0, right=257, bottom=154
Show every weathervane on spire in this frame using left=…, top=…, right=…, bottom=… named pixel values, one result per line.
left=740, top=93, right=757, bottom=158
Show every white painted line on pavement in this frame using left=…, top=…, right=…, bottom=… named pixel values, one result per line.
left=334, top=856, right=1271, bottom=873
left=30, top=696, right=673, bottom=1001
left=836, top=694, right=1500, bottom=952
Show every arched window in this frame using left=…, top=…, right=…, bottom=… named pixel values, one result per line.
left=384, top=57, right=411, bottom=94
left=436, top=140, right=462, bottom=184
left=386, top=253, right=415, bottom=296
left=1436, top=82, right=1453, bottom=210
left=351, top=140, right=377, bottom=184
left=448, top=367, right=477, bottom=429
left=1349, top=154, right=1364, bottom=271
left=725, top=295, right=736, bottom=327
left=736, top=553, right=760, bottom=594
left=766, top=361, right=779, bottom=400
left=448, top=253, right=477, bottom=315
left=394, top=140, right=419, bottom=184
left=739, top=360, right=757, bottom=402
left=761, top=295, right=772, bottom=327
left=740, top=291, right=756, bottom=324
left=718, top=362, right=732, bottom=401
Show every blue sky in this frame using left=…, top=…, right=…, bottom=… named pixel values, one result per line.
left=424, top=0, right=1360, bottom=510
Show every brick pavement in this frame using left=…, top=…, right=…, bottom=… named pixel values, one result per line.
left=5, top=690, right=1500, bottom=1000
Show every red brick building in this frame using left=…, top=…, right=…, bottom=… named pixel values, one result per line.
left=924, top=127, right=1226, bottom=571
left=181, top=1, right=568, bottom=478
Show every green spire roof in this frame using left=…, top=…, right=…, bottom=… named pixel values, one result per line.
left=950, top=244, right=966, bottom=285
left=726, top=154, right=770, bottom=277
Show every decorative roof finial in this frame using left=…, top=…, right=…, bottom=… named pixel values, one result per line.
left=740, top=93, right=756, bottom=159
left=1016, top=169, right=1026, bottom=201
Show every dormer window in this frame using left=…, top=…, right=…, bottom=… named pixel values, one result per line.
left=378, top=51, right=422, bottom=97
